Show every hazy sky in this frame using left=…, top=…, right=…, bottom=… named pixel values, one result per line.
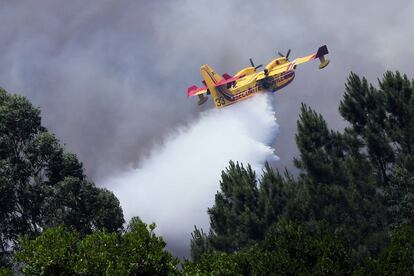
left=1, top=1, right=413, bottom=178
left=1, top=0, right=414, bottom=256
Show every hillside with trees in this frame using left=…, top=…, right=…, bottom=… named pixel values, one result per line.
left=187, top=71, right=414, bottom=274
left=1, top=71, right=414, bottom=274
left=0, top=88, right=124, bottom=271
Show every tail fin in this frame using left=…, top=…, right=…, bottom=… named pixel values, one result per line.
left=200, top=64, right=229, bottom=108
left=315, top=45, right=329, bottom=59
left=315, top=45, right=330, bottom=69
left=200, top=64, right=223, bottom=84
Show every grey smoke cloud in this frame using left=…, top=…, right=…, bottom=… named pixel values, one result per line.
left=1, top=0, right=414, bottom=256
left=105, top=93, right=278, bottom=258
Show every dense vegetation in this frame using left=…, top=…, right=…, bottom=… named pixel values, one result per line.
left=188, top=71, right=414, bottom=274
left=15, top=217, right=179, bottom=275
left=0, top=87, right=124, bottom=271
left=1, top=71, right=414, bottom=274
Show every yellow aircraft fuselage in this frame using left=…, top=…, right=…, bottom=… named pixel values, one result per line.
left=188, top=45, right=329, bottom=108
left=215, top=60, right=295, bottom=108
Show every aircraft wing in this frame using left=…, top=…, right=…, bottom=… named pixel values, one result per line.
left=187, top=85, right=208, bottom=97
left=292, top=45, right=329, bottom=66
left=292, top=53, right=317, bottom=66
left=256, top=45, right=330, bottom=82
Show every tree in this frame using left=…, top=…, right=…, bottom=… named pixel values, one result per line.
left=16, top=226, right=79, bottom=275
left=294, top=101, right=387, bottom=258
left=15, top=217, right=179, bottom=275
left=339, top=72, right=394, bottom=185
left=295, top=103, right=347, bottom=186
left=258, top=163, right=293, bottom=229
left=207, top=161, right=262, bottom=252
left=0, top=88, right=47, bottom=245
left=183, top=251, right=244, bottom=276
left=0, top=87, right=124, bottom=255
left=185, top=222, right=352, bottom=275
left=41, top=177, right=124, bottom=234
left=190, top=226, right=211, bottom=262
left=380, top=72, right=414, bottom=171
left=386, top=165, right=414, bottom=228
left=376, top=226, right=414, bottom=275
left=188, top=70, right=414, bottom=272
left=261, top=221, right=352, bottom=275
left=355, top=226, right=414, bottom=275
left=119, top=217, right=179, bottom=275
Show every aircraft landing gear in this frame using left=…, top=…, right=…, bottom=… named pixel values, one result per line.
left=197, top=94, right=208, bottom=105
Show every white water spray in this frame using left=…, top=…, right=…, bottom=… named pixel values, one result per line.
left=104, top=93, right=278, bottom=252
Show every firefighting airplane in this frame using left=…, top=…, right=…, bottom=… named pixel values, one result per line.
left=187, top=45, right=330, bottom=108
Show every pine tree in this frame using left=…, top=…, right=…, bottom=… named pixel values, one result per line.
left=380, top=71, right=414, bottom=172
left=339, top=72, right=394, bottom=185
left=258, top=163, right=293, bottom=228
left=386, top=165, right=414, bottom=228
left=191, top=71, right=414, bottom=269
left=190, top=226, right=211, bottom=262
left=294, top=101, right=386, bottom=257
left=207, top=161, right=261, bottom=252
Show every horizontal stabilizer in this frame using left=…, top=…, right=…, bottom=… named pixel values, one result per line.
left=187, top=85, right=208, bottom=97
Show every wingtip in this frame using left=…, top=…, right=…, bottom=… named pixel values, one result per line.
left=187, top=85, right=197, bottom=97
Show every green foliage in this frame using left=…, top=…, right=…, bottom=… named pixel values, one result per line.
left=185, top=222, right=352, bottom=275
left=3, top=68, right=414, bottom=274
left=386, top=165, right=414, bottom=228
left=293, top=102, right=387, bottom=257
left=0, top=87, right=124, bottom=256
left=262, top=221, right=352, bottom=275
left=15, top=217, right=179, bottom=275
left=340, top=73, right=393, bottom=184
left=207, top=161, right=262, bottom=252
left=183, top=251, right=243, bottom=275
left=190, top=226, right=211, bottom=262
left=0, top=268, right=13, bottom=276
left=0, top=249, right=12, bottom=272
left=202, top=161, right=300, bottom=255
left=75, top=230, right=121, bottom=274
left=379, top=72, right=414, bottom=166
left=190, top=71, right=414, bottom=273
left=16, top=226, right=79, bottom=275
left=376, top=226, right=414, bottom=275
left=295, top=103, right=345, bottom=185
left=258, top=163, right=293, bottom=228
left=41, top=177, right=124, bottom=234
left=355, top=226, right=414, bottom=275
left=120, top=217, right=179, bottom=275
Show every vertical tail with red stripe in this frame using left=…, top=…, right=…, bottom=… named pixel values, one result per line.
left=200, top=64, right=229, bottom=108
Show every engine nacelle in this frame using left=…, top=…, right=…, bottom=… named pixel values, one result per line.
left=265, top=57, right=287, bottom=71
left=234, top=67, right=256, bottom=78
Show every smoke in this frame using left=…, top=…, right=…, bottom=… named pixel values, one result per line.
left=1, top=1, right=413, bottom=181
left=2, top=0, right=414, bottom=257
left=104, top=93, right=278, bottom=256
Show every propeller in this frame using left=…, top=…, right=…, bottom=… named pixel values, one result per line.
left=278, top=49, right=292, bottom=60
left=249, top=58, right=263, bottom=70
